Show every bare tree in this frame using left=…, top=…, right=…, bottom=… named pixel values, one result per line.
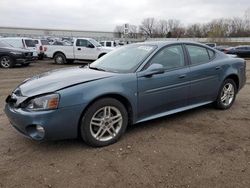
left=156, top=20, right=169, bottom=37
left=114, top=25, right=124, bottom=38
left=139, top=18, right=156, bottom=38
left=128, top=25, right=138, bottom=38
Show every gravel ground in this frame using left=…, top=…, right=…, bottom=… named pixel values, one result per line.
left=0, top=59, right=250, bottom=188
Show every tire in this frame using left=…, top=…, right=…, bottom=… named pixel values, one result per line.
left=215, top=79, right=237, bottom=110
left=0, top=56, right=14, bottom=68
left=80, top=98, right=128, bottom=147
left=54, top=53, right=66, bottom=64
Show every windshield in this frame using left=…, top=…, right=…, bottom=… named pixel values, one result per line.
left=89, top=39, right=101, bottom=47
left=0, top=41, right=13, bottom=48
left=90, top=44, right=157, bottom=73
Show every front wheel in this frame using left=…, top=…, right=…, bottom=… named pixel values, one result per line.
left=0, top=56, right=14, bottom=68
left=215, top=79, right=237, bottom=110
left=80, top=98, right=128, bottom=147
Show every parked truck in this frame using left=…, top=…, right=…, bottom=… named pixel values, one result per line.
left=46, top=38, right=113, bottom=64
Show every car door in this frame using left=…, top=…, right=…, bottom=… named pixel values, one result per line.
left=74, top=39, right=94, bottom=60
left=137, top=44, right=190, bottom=120
left=185, top=44, right=222, bottom=105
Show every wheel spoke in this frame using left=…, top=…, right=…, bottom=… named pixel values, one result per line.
left=109, top=125, right=117, bottom=135
left=106, top=128, right=115, bottom=138
left=97, top=128, right=107, bottom=140
left=221, top=94, right=227, bottom=102
left=225, top=95, right=230, bottom=105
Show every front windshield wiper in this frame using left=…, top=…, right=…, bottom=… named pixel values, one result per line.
left=89, top=66, right=106, bottom=72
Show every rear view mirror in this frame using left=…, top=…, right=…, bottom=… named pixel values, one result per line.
left=142, top=64, right=165, bottom=77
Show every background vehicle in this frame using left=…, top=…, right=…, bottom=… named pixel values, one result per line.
left=215, top=45, right=230, bottom=52
left=205, top=43, right=217, bottom=48
left=100, top=41, right=117, bottom=48
left=0, top=41, right=33, bottom=68
left=46, top=38, right=113, bottom=64
left=225, top=46, right=250, bottom=57
left=5, top=41, right=246, bottom=147
left=33, top=39, right=49, bottom=60
left=51, top=40, right=72, bottom=46
left=0, top=37, right=38, bottom=59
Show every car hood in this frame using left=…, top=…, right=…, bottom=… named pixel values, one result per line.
left=17, top=66, right=116, bottom=97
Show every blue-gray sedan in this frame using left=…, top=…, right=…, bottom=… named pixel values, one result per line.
left=4, top=41, right=246, bottom=147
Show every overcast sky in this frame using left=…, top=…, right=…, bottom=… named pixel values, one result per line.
left=0, top=0, right=249, bottom=31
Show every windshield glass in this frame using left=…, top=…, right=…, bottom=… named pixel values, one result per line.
left=90, top=44, right=157, bottom=73
left=89, top=39, right=101, bottom=47
left=0, top=41, right=13, bottom=48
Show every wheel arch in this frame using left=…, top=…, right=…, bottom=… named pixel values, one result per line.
left=53, top=51, right=66, bottom=58
left=224, top=74, right=239, bottom=91
left=77, top=93, right=134, bottom=137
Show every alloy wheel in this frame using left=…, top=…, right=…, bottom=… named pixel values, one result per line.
left=90, top=106, right=123, bottom=142
left=220, top=83, right=235, bottom=106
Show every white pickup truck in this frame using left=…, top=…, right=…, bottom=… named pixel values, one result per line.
left=46, top=38, right=113, bottom=64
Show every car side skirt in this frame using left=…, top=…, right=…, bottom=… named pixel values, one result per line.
left=135, top=101, right=213, bottom=124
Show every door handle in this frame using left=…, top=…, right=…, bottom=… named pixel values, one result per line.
left=77, top=48, right=81, bottom=50
left=178, top=74, right=186, bottom=79
left=215, top=66, right=221, bottom=70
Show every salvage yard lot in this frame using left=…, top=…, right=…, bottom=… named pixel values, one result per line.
left=0, top=60, right=250, bottom=188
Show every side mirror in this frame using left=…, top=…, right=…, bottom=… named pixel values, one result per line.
left=141, top=64, right=165, bottom=77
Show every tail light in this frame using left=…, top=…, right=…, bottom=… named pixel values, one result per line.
left=39, top=46, right=43, bottom=51
left=44, top=47, right=47, bottom=52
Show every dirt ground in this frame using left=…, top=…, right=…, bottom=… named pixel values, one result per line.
left=0, top=59, right=250, bottom=188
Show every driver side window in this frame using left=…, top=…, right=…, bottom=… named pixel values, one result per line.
left=149, top=45, right=185, bottom=70
left=76, top=39, right=87, bottom=47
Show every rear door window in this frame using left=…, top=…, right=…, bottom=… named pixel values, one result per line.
left=25, top=40, right=36, bottom=47
left=106, top=42, right=112, bottom=47
left=41, top=40, right=49, bottom=45
left=186, top=45, right=210, bottom=65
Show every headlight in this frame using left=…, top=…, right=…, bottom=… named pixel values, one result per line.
left=10, top=51, right=23, bottom=55
left=25, top=94, right=60, bottom=111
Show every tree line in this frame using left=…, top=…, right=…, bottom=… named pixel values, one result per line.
left=114, top=8, right=250, bottom=38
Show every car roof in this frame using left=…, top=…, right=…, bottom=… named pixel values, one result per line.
left=0, top=37, right=33, bottom=40
left=134, top=41, right=209, bottom=48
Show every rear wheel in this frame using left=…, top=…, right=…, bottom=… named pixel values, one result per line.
left=215, top=79, right=237, bottom=110
left=0, top=56, right=14, bottom=68
left=80, top=98, right=128, bottom=147
left=54, top=53, right=66, bottom=64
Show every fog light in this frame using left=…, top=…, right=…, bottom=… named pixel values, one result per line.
left=36, top=125, right=45, bottom=138
left=26, top=125, right=45, bottom=140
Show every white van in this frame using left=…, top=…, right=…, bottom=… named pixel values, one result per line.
left=0, top=37, right=38, bottom=58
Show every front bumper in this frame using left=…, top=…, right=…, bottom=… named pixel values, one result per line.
left=4, top=103, right=85, bottom=141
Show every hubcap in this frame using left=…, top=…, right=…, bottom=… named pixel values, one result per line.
left=1, top=57, right=10, bottom=68
left=56, top=56, right=63, bottom=64
left=90, top=106, right=123, bottom=142
left=220, top=83, right=235, bottom=106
